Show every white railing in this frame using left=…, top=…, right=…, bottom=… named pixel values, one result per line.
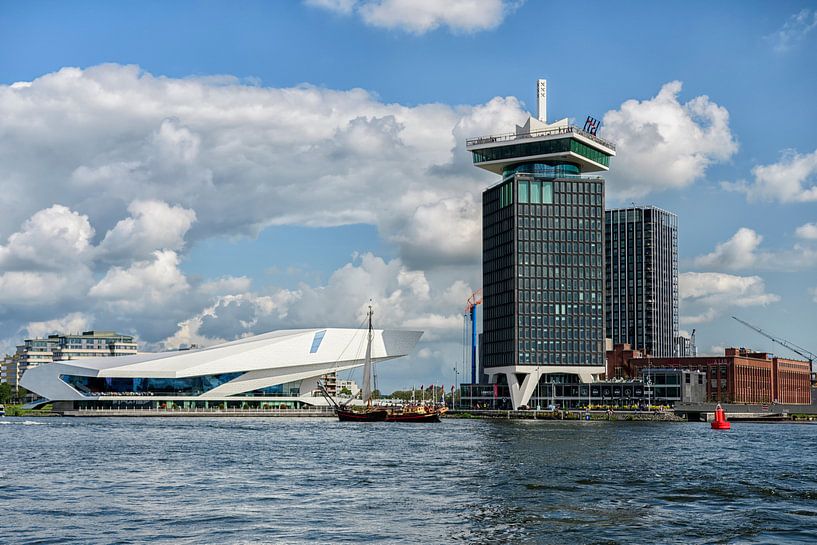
left=466, top=125, right=615, bottom=151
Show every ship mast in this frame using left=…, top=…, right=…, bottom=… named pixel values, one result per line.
left=362, top=303, right=373, bottom=408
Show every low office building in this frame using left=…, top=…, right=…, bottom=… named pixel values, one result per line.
left=459, top=368, right=705, bottom=409
left=628, top=347, right=811, bottom=404
left=642, top=368, right=707, bottom=405
left=21, top=327, right=422, bottom=411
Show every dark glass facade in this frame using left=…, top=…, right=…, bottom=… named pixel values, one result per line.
left=60, top=372, right=243, bottom=396
left=482, top=170, right=606, bottom=370
left=605, top=207, right=678, bottom=357
left=472, top=137, right=610, bottom=168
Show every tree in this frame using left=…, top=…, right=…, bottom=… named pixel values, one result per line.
left=15, top=386, right=28, bottom=403
left=0, top=383, right=11, bottom=404
left=339, top=387, right=352, bottom=396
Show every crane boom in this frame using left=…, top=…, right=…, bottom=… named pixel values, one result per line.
left=731, top=316, right=816, bottom=373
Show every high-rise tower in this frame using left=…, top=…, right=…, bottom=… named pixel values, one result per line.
left=605, top=206, right=678, bottom=358
left=466, top=81, right=616, bottom=409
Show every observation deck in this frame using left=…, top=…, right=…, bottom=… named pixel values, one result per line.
left=466, top=123, right=616, bottom=175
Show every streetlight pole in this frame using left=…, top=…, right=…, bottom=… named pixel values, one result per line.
left=452, top=365, right=459, bottom=409
left=551, top=380, right=555, bottom=410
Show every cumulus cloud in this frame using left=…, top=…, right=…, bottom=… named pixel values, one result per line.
left=25, top=312, right=92, bottom=339
left=305, top=0, right=518, bottom=34
left=679, top=272, right=780, bottom=325
left=722, top=148, right=817, bottom=203
left=693, top=227, right=817, bottom=271
left=601, top=81, right=737, bottom=199
left=0, top=64, right=526, bottom=270
left=160, top=253, right=473, bottom=385
left=169, top=253, right=468, bottom=339
left=199, top=276, right=253, bottom=296
left=0, top=205, right=94, bottom=271
left=796, top=222, right=817, bottom=240
left=694, top=228, right=762, bottom=270
left=0, top=64, right=521, bottom=388
left=766, top=9, right=817, bottom=53
left=89, top=250, right=190, bottom=312
left=96, top=200, right=196, bottom=262
left=0, top=205, right=96, bottom=307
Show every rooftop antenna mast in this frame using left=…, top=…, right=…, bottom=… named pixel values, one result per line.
left=537, top=79, right=547, bottom=123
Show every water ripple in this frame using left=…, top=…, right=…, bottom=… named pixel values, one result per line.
left=2, top=417, right=817, bottom=544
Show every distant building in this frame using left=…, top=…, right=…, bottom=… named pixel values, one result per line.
left=605, top=206, right=678, bottom=357
left=21, top=328, right=421, bottom=410
left=459, top=367, right=706, bottom=409
left=606, top=343, right=644, bottom=379
left=13, top=331, right=138, bottom=397
left=16, top=331, right=138, bottom=370
left=1, top=354, right=23, bottom=392
left=625, top=347, right=811, bottom=405
left=642, top=368, right=707, bottom=405
left=337, top=379, right=361, bottom=398
left=674, top=334, right=697, bottom=357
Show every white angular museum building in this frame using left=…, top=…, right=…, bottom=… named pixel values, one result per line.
left=21, top=327, right=422, bottom=411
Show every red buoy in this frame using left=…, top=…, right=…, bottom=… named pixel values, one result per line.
left=711, top=404, right=731, bottom=430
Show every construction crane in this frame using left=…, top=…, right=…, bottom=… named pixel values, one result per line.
left=465, top=289, right=483, bottom=384
left=731, top=316, right=817, bottom=378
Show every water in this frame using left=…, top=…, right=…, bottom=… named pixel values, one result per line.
left=2, top=417, right=817, bottom=544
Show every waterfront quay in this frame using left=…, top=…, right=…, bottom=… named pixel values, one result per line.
left=448, top=408, right=685, bottom=422
left=58, top=406, right=336, bottom=417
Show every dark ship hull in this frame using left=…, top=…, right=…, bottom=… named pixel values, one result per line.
left=385, top=411, right=442, bottom=423
left=336, top=408, right=388, bottom=422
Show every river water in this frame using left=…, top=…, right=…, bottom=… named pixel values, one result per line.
left=1, top=417, right=816, bottom=544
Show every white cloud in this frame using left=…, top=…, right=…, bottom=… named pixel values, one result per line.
left=723, top=148, right=817, bottom=203
left=694, top=228, right=762, bottom=270
left=198, top=276, right=253, bottom=296
left=0, top=271, right=80, bottom=306
left=679, top=272, right=780, bottom=324
left=0, top=205, right=95, bottom=307
left=601, top=81, right=737, bottom=198
left=766, top=9, right=817, bottom=53
left=89, top=250, right=190, bottom=312
left=0, top=205, right=94, bottom=271
left=305, top=0, right=517, bottom=34
left=25, top=312, right=92, bottom=339
left=0, top=65, right=511, bottom=389
left=0, top=64, right=526, bottom=271
left=159, top=253, right=474, bottom=385
left=811, top=287, right=817, bottom=304
left=693, top=227, right=817, bottom=271
left=795, top=222, right=817, bottom=240
left=96, top=199, right=196, bottom=262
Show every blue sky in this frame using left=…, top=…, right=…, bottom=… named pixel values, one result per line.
left=0, top=0, right=816, bottom=390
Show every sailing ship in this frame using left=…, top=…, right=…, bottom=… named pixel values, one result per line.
left=334, top=304, right=388, bottom=422
left=326, top=304, right=446, bottom=423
